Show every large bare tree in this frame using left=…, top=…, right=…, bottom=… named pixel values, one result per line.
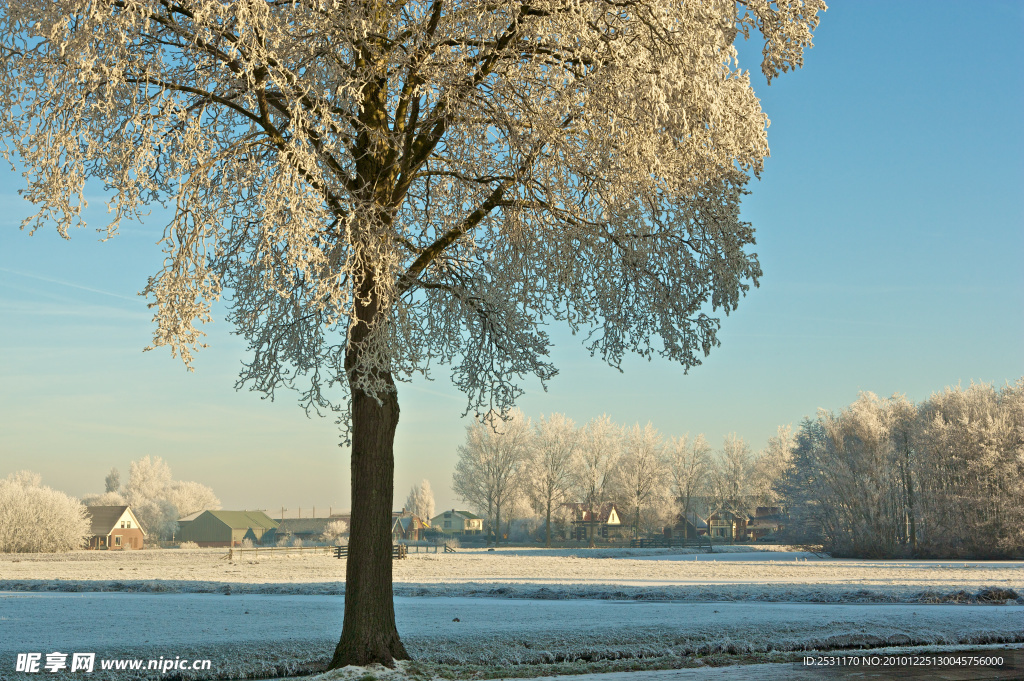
left=0, top=0, right=824, bottom=666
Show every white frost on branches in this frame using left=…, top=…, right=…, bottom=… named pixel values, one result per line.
left=81, top=456, right=221, bottom=540
left=0, top=471, right=91, bottom=553
left=404, top=479, right=435, bottom=520
left=322, top=519, right=350, bottom=545
left=0, top=0, right=825, bottom=429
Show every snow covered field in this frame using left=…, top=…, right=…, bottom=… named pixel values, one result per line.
left=1, top=547, right=1021, bottom=679
left=1, top=592, right=1021, bottom=679
left=2, top=546, right=1021, bottom=604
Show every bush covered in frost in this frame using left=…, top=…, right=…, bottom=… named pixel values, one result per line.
left=178, top=541, right=199, bottom=549
left=0, top=471, right=91, bottom=553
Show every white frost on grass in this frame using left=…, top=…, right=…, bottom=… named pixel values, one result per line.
left=1, top=548, right=1019, bottom=606
left=1, top=593, right=1021, bottom=679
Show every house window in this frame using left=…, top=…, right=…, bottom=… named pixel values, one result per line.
left=120, top=521, right=125, bottom=528
left=115, top=536, right=122, bottom=546
left=126, top=521, right=131, bottom=528
left=444, top=521, right=451, bottom=528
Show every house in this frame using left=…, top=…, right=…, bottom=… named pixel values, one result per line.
left=85, top=506, right=146, bottom=550
left=746, top=506, right=785, bottom=541
left=177, top=510, right=279, bottom=547
left=668, top=511, right=709, bottom=539
left=562, top=502, right=623, bottom=541
left=707, top=509, right=747, bottom=541
left=430, top=509, right=483, bottom=535
left=392, top=515, right=430, bottom=541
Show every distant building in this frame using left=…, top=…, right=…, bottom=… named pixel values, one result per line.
left=669, top=511, right=709, bottom=539
left=85, top=506, right=146, bottom=550
left=392, top=515, right=430, bottom=541
left=746, top=507, right=785, bottom=540
left=707, top=509, right=747, bottom=541
left=177, top=510, right=279, bottom=547
left=562, top=502, right=623, bottom=541
left=276, top=517, right=344, bottom=543
left=430, top=509, right=483, bottom=535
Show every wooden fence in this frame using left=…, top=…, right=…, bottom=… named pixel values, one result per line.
left=630, top=536, right=713, bottom=551
left=333, top=544, right=408, bottom=560
left=224, top=545, right=333, bottom=560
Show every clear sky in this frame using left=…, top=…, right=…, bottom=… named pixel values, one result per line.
left=1, top=1, right=1021, bottom=516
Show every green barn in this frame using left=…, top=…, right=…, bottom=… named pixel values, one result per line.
left=177, top=510, right=279, bottom=547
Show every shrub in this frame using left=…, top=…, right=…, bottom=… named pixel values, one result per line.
left=240, top=538, right=255, bottom=548
left=178, top=541, right=199, bottom=549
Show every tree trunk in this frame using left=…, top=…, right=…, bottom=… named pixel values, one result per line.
left=545, top=499, right=552, bottom=548
left=495, top=503, right=502, bottom=546
left=329, top=375, right=410, bottom=668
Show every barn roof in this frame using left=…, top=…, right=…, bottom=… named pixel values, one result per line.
left=85, top=506, right=131, bottom=536
left=204, top=510, right=279, bottom=530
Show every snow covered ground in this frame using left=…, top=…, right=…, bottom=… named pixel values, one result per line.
left=1, top=547, right=1021, bottom=679
left=1, top=592, right=1021, bottom=679
left=1, top=546, right=1021, bottom=605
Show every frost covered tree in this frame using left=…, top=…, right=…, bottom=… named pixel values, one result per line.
left=166, top=480, right=222, bottom=519
left=616, top=422, right=667, bottom=537
left=526, top=413, right=579, bottom=547
left=453, top=409, right=531, bottom=545
left=104, top=467, right=121, bottom=494
left=322, top=519, right=350, bottom=544
left=81, top=490, right=128, bottom=506
left=0, top=0, right=824, bottom=665
left=0, top=472, right=91, bottom=553
left=754, top=424, right=795, bottom=505
left=665, top=433, right=711, bottom=536
left=404, top=479, right=435, bottom=520
left=574, top=415, right=622, bottom=547
left=710, top=433, right=758, bottom=519
left=82, top=456, right=222, bottom=539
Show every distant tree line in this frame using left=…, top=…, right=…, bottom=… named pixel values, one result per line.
left=451, top=411, right=787, bottom=547
left=0, top=456, right=222, bottom=552
left=780, top=380, right=1024, bottom=559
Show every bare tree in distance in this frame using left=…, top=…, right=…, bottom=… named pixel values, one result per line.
left=666, top=434, right=712, bottom=538
left=710, top=433, right=760, bottom=542
left=452, top=409, right=532, bottom=545
left=0, top=0, right=824, bottom=666
left=617, top=422, right=667, bottom=538
left=104, top=468, right=121, bottom=494
left=404, top=479, right=435, bottom=520
left=526, top=413, right=580, bottom=547
left=575, top=415, right=623, bottom=547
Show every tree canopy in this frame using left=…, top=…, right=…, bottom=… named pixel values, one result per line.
left=1, top=0, right=823, bottom=421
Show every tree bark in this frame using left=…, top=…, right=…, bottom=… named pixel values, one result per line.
left=545, top=499, right=552, bottom=547
left=329, top=378, right=410, bottom=668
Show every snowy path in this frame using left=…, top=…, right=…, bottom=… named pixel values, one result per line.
left=1, top=592, right=1021, bottom=678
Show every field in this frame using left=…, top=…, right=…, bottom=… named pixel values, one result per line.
left=1, top=547, right=1021, bottom=680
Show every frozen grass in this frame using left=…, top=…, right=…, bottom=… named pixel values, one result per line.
left=2, top=548, right=1021, bottom=679
left=1, top=593, right=1021, bottom=680
left=1, top=547, right=1020, bottom=605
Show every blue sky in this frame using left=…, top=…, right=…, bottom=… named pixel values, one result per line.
left=1, top=1, right=1021, bottom=515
